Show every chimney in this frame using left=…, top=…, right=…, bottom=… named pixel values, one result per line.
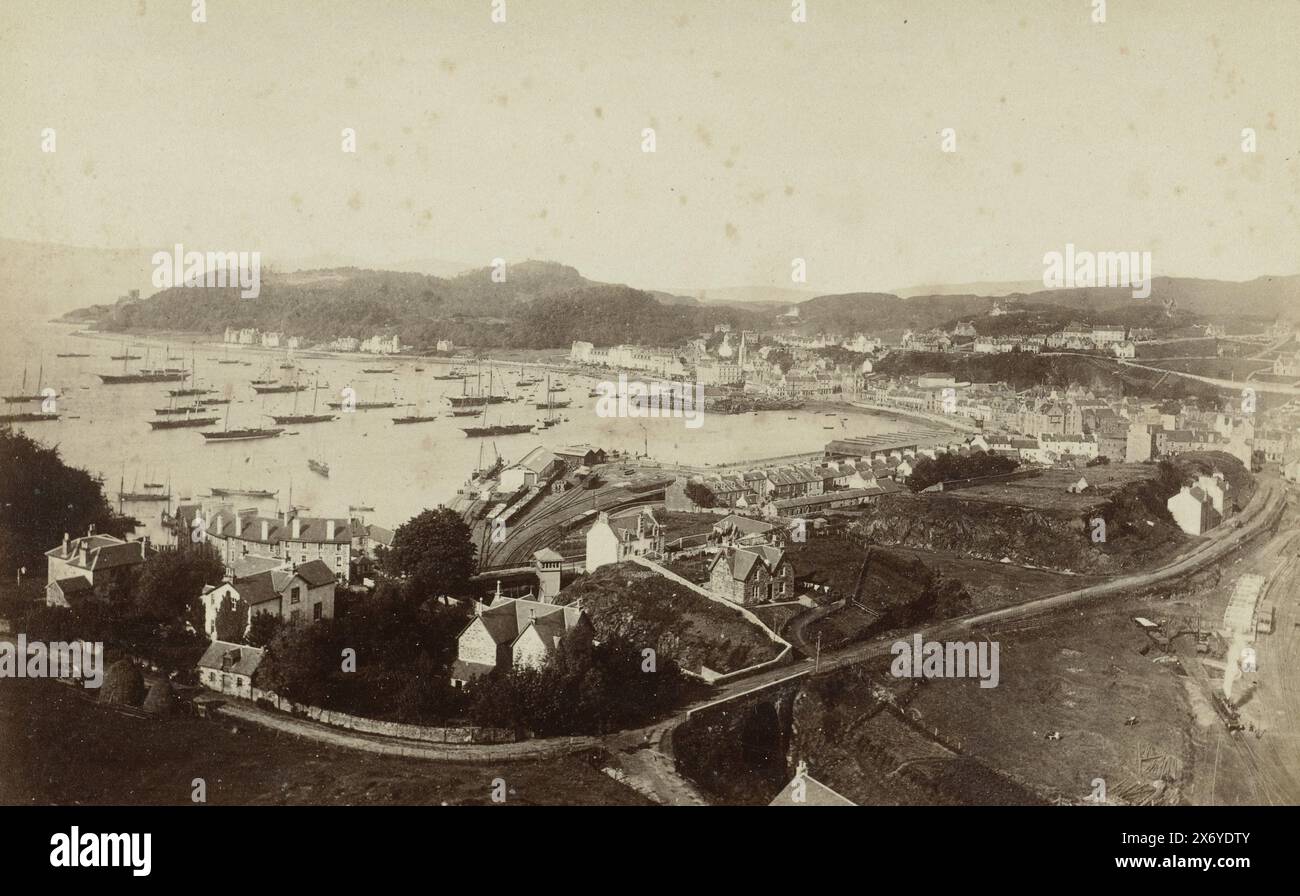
left=261, top=520, right=269, bottom=542
left=87, top=523, right=95, bottom=536
left=235, top=516, right=243, bottom=537
left=326, top=519, right=335, bottom=541
left=62, top=532, right=69, bottom=555
left=292, top=518, right=301, bottom=539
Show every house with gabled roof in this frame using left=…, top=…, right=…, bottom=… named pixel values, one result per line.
left=44, top=528, right=146, bottom=608
left=585, top=507, right=664, bottom=572
left=198, top=558, right=338, bottom=638
left=197, top=640, right=264, bottom=699
left=449, top=597, right=593, bottom=686
left=708, top=544, right=793, bottom=606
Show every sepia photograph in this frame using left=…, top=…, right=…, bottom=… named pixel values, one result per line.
left=1, top=0, right=1296, bottom=875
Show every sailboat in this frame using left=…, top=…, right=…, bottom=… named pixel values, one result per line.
left=325, top=382, right=397, bottom=411
left=110, top=340, right=141, bottom=361
left=535, top=375, right=571, bottom=410
left=460, top=396, right=533, bottom=438
left=100, top=346, right=189, bottom=384
left=201, top=403, right=284, bottom=442
left=167, top=353, right=213, bottom=397
left=119, top=471, right=171, bottom=505
left=269, top=381, right=336, bottom=424
left=252, top=367, right=308, bottom=395
left=3, top=362, right=55, bottom=403
left=393, top=384, right=439, bottom=424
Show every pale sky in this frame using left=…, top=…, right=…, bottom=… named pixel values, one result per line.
left=1, top=0, right=1297, bottom=294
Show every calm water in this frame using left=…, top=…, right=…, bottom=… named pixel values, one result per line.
left=1, top=313, right=916, bottom=541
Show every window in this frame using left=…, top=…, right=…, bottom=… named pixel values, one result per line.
left=290, top=586, right=301, bottom=604
left=313, top=603, right=323, bottom=621
left=290, top=610, right=301, bottom=623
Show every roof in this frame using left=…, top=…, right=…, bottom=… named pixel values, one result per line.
left=768, top=771, right=856, bottom=807
left=51, top=575, right=93, bottom=595
left=45, top=534, right=146, bottom=572
left=533, top=548, right=563, bottom=563
left=209, top=513, right=354, bottom=544
left=363, top=524, right=394, bottom=547
left=608, top=507, right=659, bottom=535
left=230, top=555, right=289, bottom=578
left=555, top=444, right=604, bottom=459
left=713, top=514, right=777, bottom=536
left=470, top=598, right=588, bottom=648
left=293, top=559, right=336, bottom=588
left=511, top=446, right=558, bottom=475
left=231, top=571, right=282, bottom=608
left=197, top=640, right=264, bottom=677
left=713, top=545, right=786, bottom=583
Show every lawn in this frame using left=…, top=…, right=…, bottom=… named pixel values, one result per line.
left=0, top=678, right=648, bottom=806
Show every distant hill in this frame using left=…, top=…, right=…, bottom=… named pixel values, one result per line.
left=67, top=260, right=767, bottom=351
left=793, top=275, right=1299, bottom=337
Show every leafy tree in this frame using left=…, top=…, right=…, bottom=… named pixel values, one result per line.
left=247, top=611, right=285, bottom=648
left=383, top=508, right=477, bottom=597
left=0, top=430, right=138, bottom=578
left=465, top=635, right=692, bottom=736
left=131, top=544, right=223, bottom=630
left=905, top=451, right=1018, bottom=492
left=684, top=481, right=716, bottom=508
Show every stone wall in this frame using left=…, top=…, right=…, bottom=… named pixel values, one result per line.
left=251, top=688, right=516, bottom=744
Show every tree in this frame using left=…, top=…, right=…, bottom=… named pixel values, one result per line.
left=247, top=611, right=285, bottom=648
left=684, top=481, right=716, bottom=508
left=0, top=430, right=138, bottom=578
left=132, top=544, right=223, bottom=630
left=383, top=508, right=477, bottom=597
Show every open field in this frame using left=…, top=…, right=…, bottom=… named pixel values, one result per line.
left=0, top=678, right=648, bottom=806
left=555, top=562, right=781, bottom=674
left=948, top=463, right=1158, bottom=513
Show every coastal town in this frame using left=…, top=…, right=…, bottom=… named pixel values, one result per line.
left=3, top=4, right=1298, bottom=869
left=6, top=278, right=1300, bottom=814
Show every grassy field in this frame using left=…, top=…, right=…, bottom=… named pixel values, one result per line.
left=556, top=563, right=781, bottom=674
left=0, top=678, right=648, bottom=806
left=949, top=464, right=1156, bottom=514
left=905, top=607, right=1194, bottom=804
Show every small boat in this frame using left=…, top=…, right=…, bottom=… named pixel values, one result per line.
left=393, top=414, right=439, bottom=424
left=253, top=383, right=308, bottom=394
left=55, top=352, right=91, bottom=358
left=361, top=367, right=396, bottom=374
left=308, top=458, right=330, bottom=477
